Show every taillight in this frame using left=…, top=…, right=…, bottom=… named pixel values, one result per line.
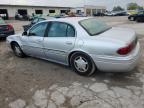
left=7, top=25, right=13, bottom=30
left=117, top=43, right=134, bottom=55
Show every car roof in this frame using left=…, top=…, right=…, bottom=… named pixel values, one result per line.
left=44, top=17, right=92, bottom=23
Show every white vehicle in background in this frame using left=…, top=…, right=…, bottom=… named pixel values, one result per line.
left=105, top=11, right=127, bottom=16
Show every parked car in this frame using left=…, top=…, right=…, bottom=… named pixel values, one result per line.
left=7, top=17, right=140, bottom=76
left=23, top=16, right=55, bottom=31
left=113, top=11, right=127, bottom=16
left=0, top=17, right=14, bottom=39
left=105, top=11, right=127, bottom=16
left=128, top=11, right=144, bottom=21
left=135, top=14, right=144, bottom=22
left=93, top=12, right=105, bottom=16
left=15, top=14, right=30, bottom=21
left=104, top=12, right=114, bottom=16
left=29, top=14, right=43, bottom=21
left=0, top=13, right=8, bottom=20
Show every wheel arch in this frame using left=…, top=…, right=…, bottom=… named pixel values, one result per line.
left=68, top=50, right=96, bottom=67
left=10, top=41, right=19, bottom=49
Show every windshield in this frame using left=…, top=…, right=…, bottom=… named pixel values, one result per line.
left=79, top=18, right=111, bottom=36
left=0, top=18, right=5, bottom=24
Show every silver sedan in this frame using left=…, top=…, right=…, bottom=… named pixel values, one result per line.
left=7, top=17, right=140, bottom=76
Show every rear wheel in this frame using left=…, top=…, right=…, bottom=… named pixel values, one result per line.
left=11, top=43, right=25, bottom=57
left=136, top=17, right=141, bottom=22
left=70, top=53, right=96, bottom=76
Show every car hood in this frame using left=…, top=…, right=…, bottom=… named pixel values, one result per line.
left=95, top=27, right=136, bottom=45
left=9, top=34, right=21, bottom=37
left=7, top=34, right=21, bottom=40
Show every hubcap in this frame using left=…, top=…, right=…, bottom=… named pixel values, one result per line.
left=74, top=56, right=88, bottom=73
left=14, top=46, right=21, bottom=56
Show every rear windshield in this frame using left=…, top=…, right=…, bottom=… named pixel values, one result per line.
left=79, top=18, right=111, bottom=36
left=0, top=18, right=5, bottom=24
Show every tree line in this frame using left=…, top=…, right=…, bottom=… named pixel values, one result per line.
left=112, top=3, right=144, bottom=11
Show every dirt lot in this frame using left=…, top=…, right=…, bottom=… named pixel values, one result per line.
left=0, top=17, right=144, bottom=108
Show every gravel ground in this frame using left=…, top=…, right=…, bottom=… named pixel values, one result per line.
left=0, top=16, right=144, bottom=108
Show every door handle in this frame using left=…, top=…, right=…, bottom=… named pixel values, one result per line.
left=66, top=41, right=72, bottom=45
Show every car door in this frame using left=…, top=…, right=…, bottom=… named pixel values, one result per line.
left=43, top=21, right=76, bottom=64
left=21, top=22, right=48, bottom=58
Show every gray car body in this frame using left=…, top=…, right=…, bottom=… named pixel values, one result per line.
left=7, top=17, right=140, bottom=72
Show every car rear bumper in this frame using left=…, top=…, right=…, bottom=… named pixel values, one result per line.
left=91, top=42, right=141, bottom=72
left=0, top=30, right=15, bottom=38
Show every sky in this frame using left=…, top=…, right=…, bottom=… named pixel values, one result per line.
left=0, top=0, right=144, bottom=10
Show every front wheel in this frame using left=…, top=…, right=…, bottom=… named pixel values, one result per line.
left=11, top=43, right=25, bottom=57
left=70, top=53, right=96, bottom=76
left=129, top=17, right=134, bottom=21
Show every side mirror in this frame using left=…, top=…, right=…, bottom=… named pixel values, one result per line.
left=22, top=31, right=27, bottom=36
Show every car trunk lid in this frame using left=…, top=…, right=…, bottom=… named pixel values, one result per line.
left=0, top=25, right=9, bottom=32
left=96, top=27, right=136, bottom=45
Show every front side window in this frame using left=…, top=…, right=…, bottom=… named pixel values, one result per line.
left=29, top=22, right=47, bottom=37
left=79, top=18, right=111, bottom=36
left=48, top=22, right=75, bottom=37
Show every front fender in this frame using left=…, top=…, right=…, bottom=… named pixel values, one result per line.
left=7, top=35, right=23, bottom=48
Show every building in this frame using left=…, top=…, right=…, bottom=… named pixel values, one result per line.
left=0, top=4, right=106, bottom=19
left=85, top=5, right=106, bottom=16
left=71, top=5, right=106, bottom=16
left=0, top=4, right=71, bottom=19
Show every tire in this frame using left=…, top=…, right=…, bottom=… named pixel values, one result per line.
left=11, top=43, right=25, bottom=58
left=136, top=18, right=141, bottom=22
left=70, top=53, right=96, bottom=76
left=129, top=17, right=135, bottom=21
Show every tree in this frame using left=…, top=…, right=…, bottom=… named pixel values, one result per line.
left=127, top=3, right=142, bottom=10
left=113, top=6, right=124, bottom=11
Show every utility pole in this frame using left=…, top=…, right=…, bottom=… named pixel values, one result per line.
left=84, top=0, right=87, bottom=16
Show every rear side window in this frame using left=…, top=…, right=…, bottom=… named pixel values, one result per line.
left=67, top=25, right=75, bottom=37
left=48, top=22, right=75, bottom=37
